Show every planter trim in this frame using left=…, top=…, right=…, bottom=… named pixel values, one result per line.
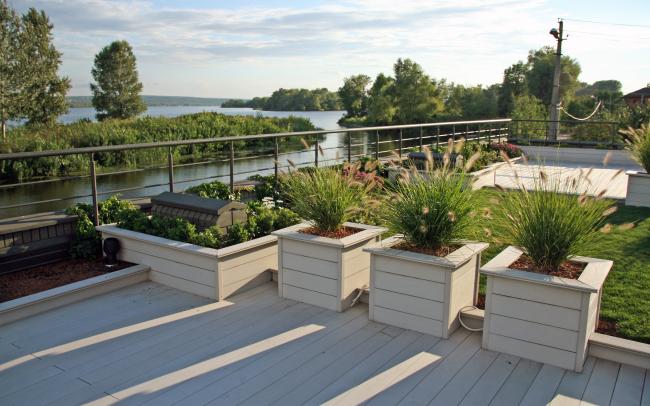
left=480, top=246, right=611, bottom=293
left=0, top=264, right=149, bottom=326
left=625, top=170, right=650, bottom=177
left=97, top=225, right=219, bottom=258
left=272, top=222, right=386, bottom=248
left=364, top=235, right=489, bottom=269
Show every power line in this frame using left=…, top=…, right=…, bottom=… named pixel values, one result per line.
left=567, top=29, right=650, bottom=41
left=562, top=17, right=650, bottom=29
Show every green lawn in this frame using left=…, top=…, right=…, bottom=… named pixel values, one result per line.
left=470, top=189, right=650, bottom=343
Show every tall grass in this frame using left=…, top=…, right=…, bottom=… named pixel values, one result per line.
left=496, top=165, right=615, bottom=271
left=383, top=142, right=481, bottom=251
left=283, top=165, right=373, bottom=232
left=621, top=122, right=650, bottom=173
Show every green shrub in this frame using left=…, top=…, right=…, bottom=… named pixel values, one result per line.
left=185, top=180, right=232, bottom=200
left=99, top=196, right=136, bottom=224
left=621, top=123, right=650, bottom=173
left=223, top=223, right=251, bottom=246
left=273, top=207, right=301, bottom=230
left=284, top=167, right=371, bottom=232
left=190, top=226, right=222, bottom=249
left=65, top=196, right=136, bottom=259
left=496, top=170, right=614, bottom=271
left=383, top=166, right=476, bottom=250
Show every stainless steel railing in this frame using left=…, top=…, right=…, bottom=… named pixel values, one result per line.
left=0, top=119, right=511, bottom=222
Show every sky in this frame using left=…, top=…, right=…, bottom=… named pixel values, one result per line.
left=10, top=0, right=650, bottom=98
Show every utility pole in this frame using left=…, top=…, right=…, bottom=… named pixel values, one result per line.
left=548, top=19, right=564, bottom=141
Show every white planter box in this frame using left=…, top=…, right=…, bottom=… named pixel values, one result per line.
left=272, top=222, right=386, bottom=312
left=364, top=236, right=488, bottom=338
left=625, top=171, right=650, bottom=207
left=480, top=246, right=612, bottom=372
left=97, top=225, right=277, bottom=300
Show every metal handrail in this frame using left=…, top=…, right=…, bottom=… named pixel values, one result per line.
left=0, top=119, right=510, bottom=160
left=0, top=118, right=511, bottom=222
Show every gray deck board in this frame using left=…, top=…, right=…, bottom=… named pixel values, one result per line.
left=0, top=281, right=647, bottom=406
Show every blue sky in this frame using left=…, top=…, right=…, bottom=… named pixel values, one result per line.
left=11, top=0, right=650, bottom=98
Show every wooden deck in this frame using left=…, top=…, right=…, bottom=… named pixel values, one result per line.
left=0, top=281, right=648, bottom=405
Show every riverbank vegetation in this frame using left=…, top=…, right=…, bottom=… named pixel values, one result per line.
left=222, top=88, right=342, bottom=111
left=0, top=112, right=315, bottom=182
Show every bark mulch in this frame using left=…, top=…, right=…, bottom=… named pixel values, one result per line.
left=0, top=257, right=133, bottom=303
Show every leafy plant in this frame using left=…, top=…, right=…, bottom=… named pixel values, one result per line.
left=222, top=223, right=251, bottom=246
left=496, top=168, right=615, bottom=271
left=621, top=123, right=650, bottom=173
left=284, top=166, right=372, bottom=232
left=383, top=164, right=477, bottom=251
left=190, top=225, right=222, bottom=249
left=185, top=180, right=233, bottom=200
left=66, top=196, right=136, bottom=259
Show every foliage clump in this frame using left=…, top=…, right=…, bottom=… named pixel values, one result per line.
left=621, top=123, right=650, bottom=173
left=65, top=196, right=135, bottom=259
left=495, top=165, right=616, bottom=272
left=383, top=143, right=479, bottom=251
left=283, top=165, right=374, bottom=232
left=185, top=180, right=232, bottom=200
left=115, top=198, right=299, bottom=249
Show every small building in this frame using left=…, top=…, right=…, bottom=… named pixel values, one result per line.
left=623, top=86, right=650, bottom=107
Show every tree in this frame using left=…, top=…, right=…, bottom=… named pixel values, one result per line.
left=497, top=61, right=528, bottom=116
left=367, top=73, right=396, bottom=125
left=338, top=74, right=370, bottom=117
left=393, top=58, right=443, bottom=123
left=525, top=47, right=581, bottom=106
left=19, top=8, right=70, bottom=126
left=91, top=41, right=146, bottom=120
left=512, top=94, right=547, bottom=137
left=0, top=0, right=22, bottom=141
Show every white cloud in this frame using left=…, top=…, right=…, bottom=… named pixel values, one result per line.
left=9, top=0, right=649, bottom=96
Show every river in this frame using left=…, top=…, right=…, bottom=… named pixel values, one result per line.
left=2, top=107, right=384, bottom=218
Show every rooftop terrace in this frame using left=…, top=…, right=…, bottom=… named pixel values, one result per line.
left=1, top=281, right=647, bottom=405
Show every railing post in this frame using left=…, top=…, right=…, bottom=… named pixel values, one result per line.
left=167, top=147, right=174, bottom=192
left=347, top=132, right=352, bottom=162
left=466, top=123, right=470, bottom=142
left=398, top=129, right=403, bottom=160
left=488, top=123, right=492, bottom=143
left=274, top=138, right=279, bottom=202
left=229, top=141, right=234, bottom=192
left=419, top=127, right=423, bottom=151
left=375, top=130, right=379, bottom=161
left=452, top=124, right=456, bottom=144
left=436, top=126, right=440, bottom=149
left=314, top=136, right=319, bottom=168
left=89, top=153, right=99, bottom=226
left=274, top=138, right=279, bottom=179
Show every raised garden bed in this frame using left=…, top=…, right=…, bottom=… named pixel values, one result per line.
left=0, top=257, right=133, bottom=302
left=273, top=222, right=386, bottom=312
left=365, top=236, right=487, bottom=338
left=97, top=225, right=277, bottom=300
left=480, top=246, right=611, bottom=372
left=626, top=170, right=650, bottom=208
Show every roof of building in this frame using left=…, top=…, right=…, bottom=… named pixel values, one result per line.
left=623, top=86, right=650, bottom=98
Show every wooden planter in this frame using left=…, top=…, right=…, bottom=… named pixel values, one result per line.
left=364, top=236, right=488, bottom=338
left=626, top=171, right=650, bottom=208
left=96, top=225, right=277, bottom=300
left=272, top=222, right=386, bottom=312
left=480, top=246, right=612, bottom=372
